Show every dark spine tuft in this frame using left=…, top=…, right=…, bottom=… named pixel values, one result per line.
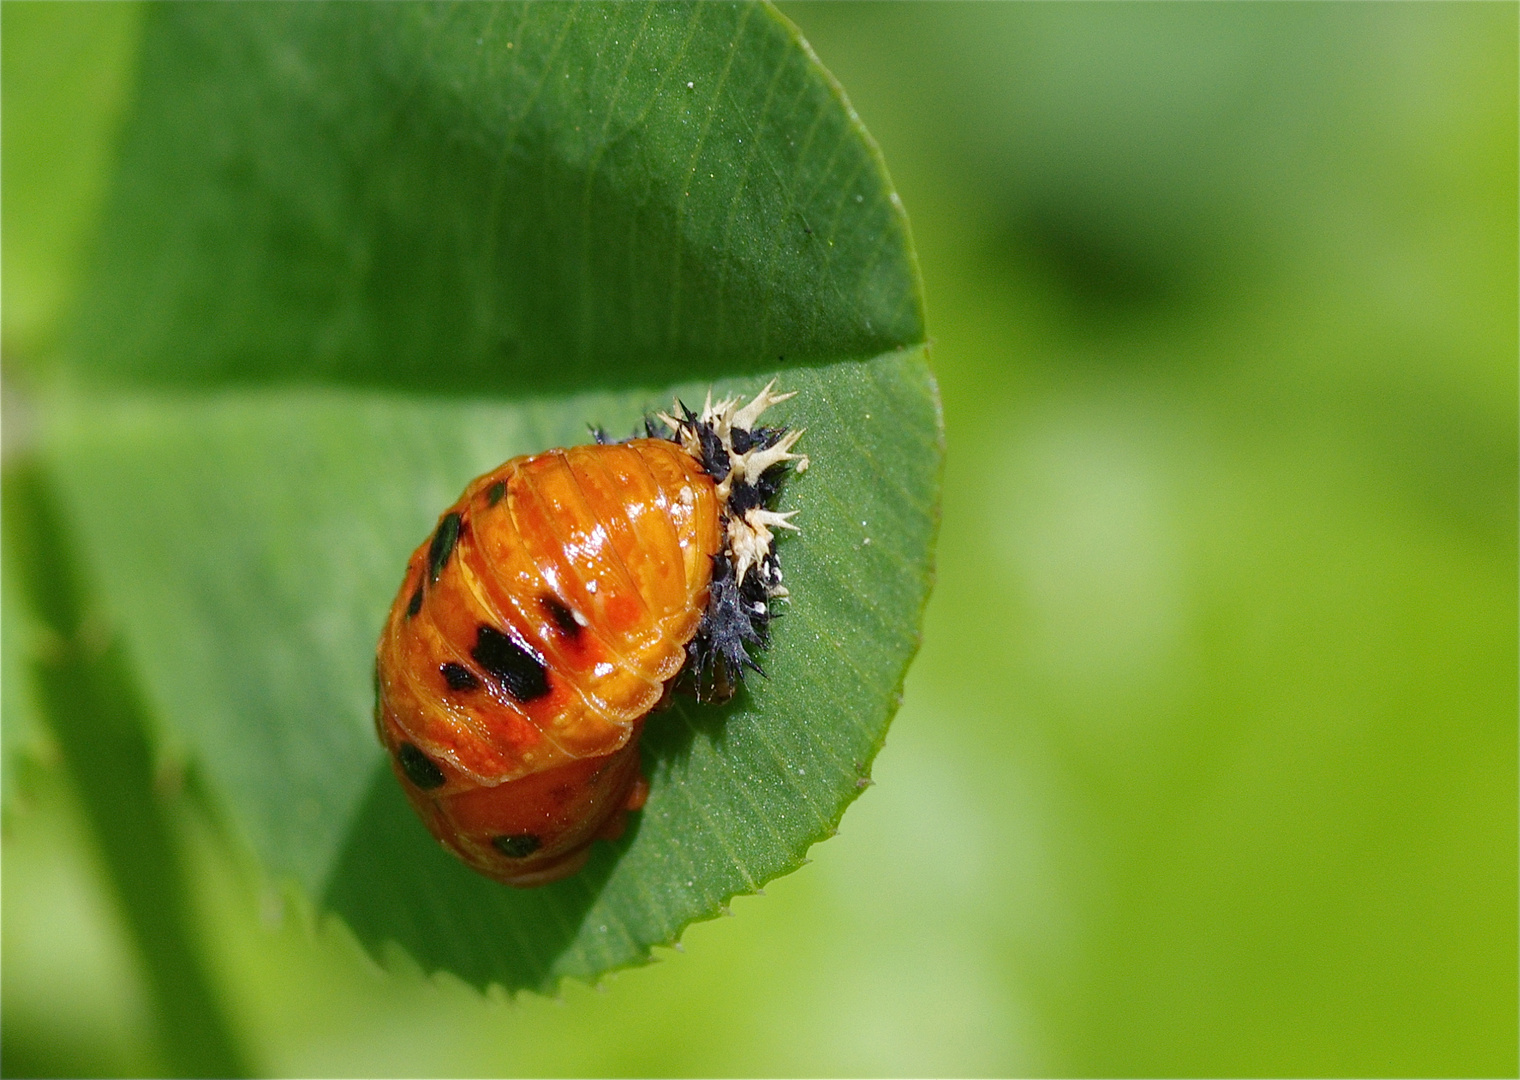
left=687, top=554, right=769, bottom=699
left=638, top=389, right=802, bottom=701
left=691, top=416, right=730, bottom=479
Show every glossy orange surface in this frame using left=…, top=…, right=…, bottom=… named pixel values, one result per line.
left=376, top=439, right=719, bottom=885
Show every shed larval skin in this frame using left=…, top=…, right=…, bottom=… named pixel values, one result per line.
left=375, top=439, right=720, bottom=887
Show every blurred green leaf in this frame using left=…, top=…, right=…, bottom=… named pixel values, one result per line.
left=1, top=479, right=50, bottom=803
left=0, top=0, right=143, bottom=359
left=24, top=1, right=938, bottom=993
left=7, top=2, right=1515, bottom=1074
left=2, top=464, right=250, bottom=1076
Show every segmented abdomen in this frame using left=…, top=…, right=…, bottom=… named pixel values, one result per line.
left=376, top=438, right=720, bottom=793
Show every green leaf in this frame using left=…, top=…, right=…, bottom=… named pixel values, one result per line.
left=66, top=2, right=921, bottom=391
left=32, top=1, right=939, bottom=992
left=0, top=0, right=143, bottom=358
left=1, top=462, right=250, bottom=1077
left=1, top=470, right=54, bottom=804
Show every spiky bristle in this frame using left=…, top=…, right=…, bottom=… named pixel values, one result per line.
left=655, top=382, right=806, bottom=699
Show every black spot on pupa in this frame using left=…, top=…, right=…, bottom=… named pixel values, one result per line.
left=428, top=512, right=462, bottom=582
left=439, top=662, right=479, bottom=691
left=487, top=481, right=506, bottom=507
left=492, top=833, right=541, bottom=858
left=540, top=595, right=582, bottom=638
left=397, top=742, right=446, bottom=790
left=406, top=585, right=424, bottom=617
left=471, top=625, right=550, bottom=701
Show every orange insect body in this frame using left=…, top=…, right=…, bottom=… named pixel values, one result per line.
left=376, top=387, right=805, bottom=887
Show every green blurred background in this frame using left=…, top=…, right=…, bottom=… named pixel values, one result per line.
left=3, top=2, right=1514, bottom=1075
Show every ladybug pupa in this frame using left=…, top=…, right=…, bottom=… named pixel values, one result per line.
left=375, top=384, right=807, bottom=887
